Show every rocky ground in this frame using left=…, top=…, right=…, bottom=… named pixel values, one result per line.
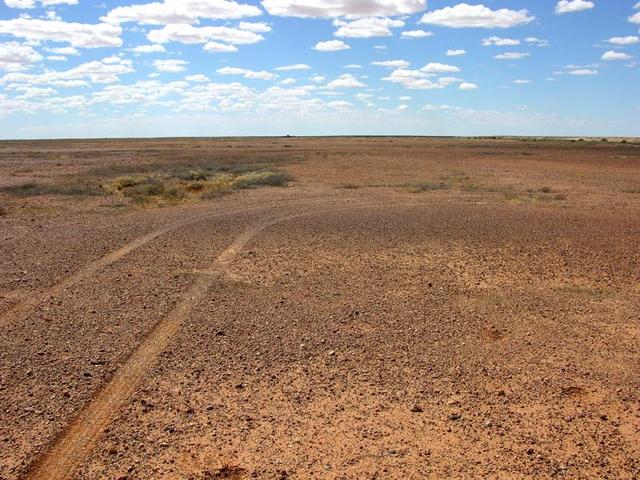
left=0, top=137, right=638, bottom=479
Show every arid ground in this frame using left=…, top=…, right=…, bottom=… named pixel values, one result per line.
left=0, top=137, right=638, bottom=479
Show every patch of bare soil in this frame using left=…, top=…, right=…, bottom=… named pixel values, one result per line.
left=0, top=137, right=638, bottom=479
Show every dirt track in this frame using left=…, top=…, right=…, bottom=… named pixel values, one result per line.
left=0, top=137, right=639, bottom=479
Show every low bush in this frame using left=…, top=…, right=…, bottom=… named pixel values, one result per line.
left=233, top=171, right=292, bottom=189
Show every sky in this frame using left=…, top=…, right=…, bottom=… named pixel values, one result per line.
left=0, top=0, right=639, bottom=139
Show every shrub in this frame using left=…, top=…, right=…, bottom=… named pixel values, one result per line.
left=0, top=181, right=103, bottom=197
left=233, top=171, right=292, bottom=189
left=539, top=186, right=554, bottom=194
left=0, top=206, right=7, bottom=216
left=554, top=193, right=567, bottom=201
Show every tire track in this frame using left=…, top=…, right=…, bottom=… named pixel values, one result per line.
left=0, top=194, right=341, bottom=329
left=24, top=198, right=382, bottom=480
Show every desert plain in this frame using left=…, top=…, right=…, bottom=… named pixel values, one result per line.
left=0, top=137, right=638, bottom=479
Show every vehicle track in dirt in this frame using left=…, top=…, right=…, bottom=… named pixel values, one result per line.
left=0, top=194, right=347, bottom=330
left=24, top=196, right=393, bottom=480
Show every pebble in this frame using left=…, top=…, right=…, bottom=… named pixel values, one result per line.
left=410, top=403, right=423, bottom=413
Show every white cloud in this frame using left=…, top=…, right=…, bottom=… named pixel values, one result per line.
left=0, top=41, right=43, bottom=72
left=420, top=4, right=534, bottom=29
left=459, top=82, right=478, bottom=90
left=371, top=60, right=410, bottom=68
left=446, top=49, right=466, bottom=56
left=344, top=64, right=361, bottom=69
left=525, top=37, right=550, bottom=47
left=203, top=41, right=238, bottom=52
left=313, top=40, right=350, bottom=51
left=275, top=63, right=311, bottom=71
left=47, top=55, right=68, bottom=62
left=102, top=0, right=261, bottom=25
left=217, top=66, right=275, bottom=80
left=279, top=77, right=296, bottom=85
left=147, top=24, right=264, bottom=45
left=482, top=36, right=520, bottom=46
left=0, top=56, right=134, bottom=86
left=554, top=0, right=594, bottom=14
left=513, top=79, right=531, bottom=84
left=326, top=73, right=365, bottom=89
left=130, top=44, right=166, bottom=53
left=309, top=75, right=326, bottom=83
left=629, top=11, right=640, bottom=24
left=401, top=29, right=433, bottom=39
left=186, top=74, right=209, bottom=82
left=567, top=68, right=598, bottom=75
left=327, top=100, right=353, bottom=109
left=261, top=0, right=427, bottom=18
left=0, top=18, right=122, bottom=48
left=382, top=68, right=463, bottom=90
left=237, top=22, right=272, bottom=33
left=5, top=0, right=78, bottom=7
left=420, top=62, right=460, bottom=73
left=153, top=59, right=188, bottom=73
left=601, top=50, right=632, bottom=61
left=607, top=36, right=639, bottom=45
left=494, top=52, right=530, bottom=60
left=333, top=17, right=404, bottom=38
left=47, top=46, right=80, bottom=56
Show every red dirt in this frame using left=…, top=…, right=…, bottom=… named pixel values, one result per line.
left=0, top=137, right=638, bottom=479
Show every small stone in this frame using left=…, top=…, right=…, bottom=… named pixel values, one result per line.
left=410, top=403, right=423, bottom=413
left=448, top=413, right=461, bottom=421
left=328, top=350, right=336, bottom=356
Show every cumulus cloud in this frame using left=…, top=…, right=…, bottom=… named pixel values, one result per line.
left=102, top=0, right=261, bottom=25
left=554, top=0, right=594, bottom=14
left=313, top=40, right=350, bottom=51
left=446, top=49, right=466, bottom=56
left=482, top=36, right=520, bottom=46
left=153, top=59, right=188, bottom=73
left=459, top=82, right=478, bottom=90
left=567, top=68, right=598, bottom=75
left=382, top=68, right=463, bottom=90
left=326, top=73, right=365, bottom=89
left=0, top=56, right=134, bottom=86
left=333, top=17, right=404, bottom=38
left=0, top=18, right=122, bottom=48
left=261, top=0, right=427, bottom=18
left=275, top=63, right=311, bottom=71
left=525, top=37, right=550, bottom=47
left=130, top=44, right=166, bottom=53
left=494, top=52, right=530, bottom=60
left=601, top=50, right=632, bottom=61
left=400, top=29, right=432, bottom=39
left=0, top=41, right=43, bottom=72
left=217, top=66, right=275, bottom=80
left=629, top=11, right=640, bottom=24
left=5, top=0, right=78, bottom=7
left=607, top=36, right=639, bottom=45
left=420, top=62, right=460, bottom=73
left=147, top=24, right=264, bottom=45
left=420, top=4, right=534, bottom=29
left=203, top=41, right=238, bottom=52
left=371, top=60, right=410, bottom=68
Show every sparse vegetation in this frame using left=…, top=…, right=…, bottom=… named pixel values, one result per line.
left=0, top=181, right=104, bottom=197
left=539, top=186, right=554, bottom=194
left=1, top=163, right=292, bottom=208
left=232, top=171, right=292, bottom=189
left=339, top=183, right=360, bottom=189
left=0, top=205, right=7, bottom=216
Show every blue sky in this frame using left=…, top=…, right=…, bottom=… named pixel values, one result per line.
left=0, top=0, right=638, bottom=139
